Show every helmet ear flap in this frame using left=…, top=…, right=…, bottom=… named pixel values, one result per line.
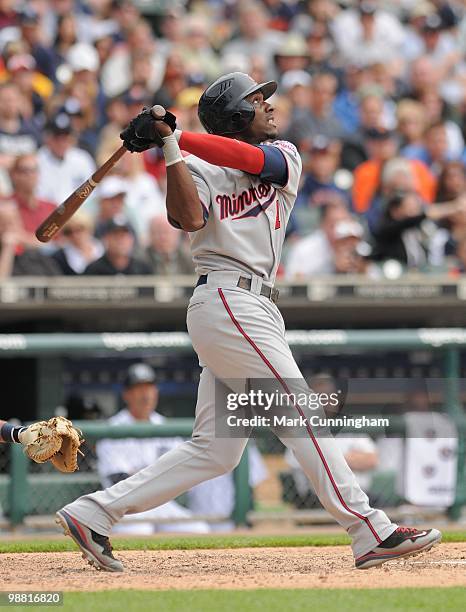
left=231, top=112, right=242, bottom=124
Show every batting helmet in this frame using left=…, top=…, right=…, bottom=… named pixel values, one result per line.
left=198, top=72, right=277, bottom=136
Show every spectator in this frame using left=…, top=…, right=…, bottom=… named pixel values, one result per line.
left=6, top=53, right=50, bottom=125
left=273, top=34, right=310, bottom=78
left=285, top=203, right=370, bottom=277
left=397, top=99, right=428, bottom=151
left=402, top=120, right=454, bottom=175
left=96, top=362, right=210, bottom=534
left=37, top=113, right=95, bottom=205
left=403, top=2, right=439, bottom=62
left=65, top=42, right=107, bottom=132
left=7, top=153, right=55, bottom=243
left=292, top=136, right=348, bottom=235
left=405, top=13, right=460, bottom=80
left=157, top=6, right=185, bottom=57
left=101, top=18, right=165, bottom=98
left=0, top=0, right=16, bottom=29
left=436, top=161, right=466, bottom=202
left=404, top=55, right=441, bottom=100
left=298, top=136, right=345, bottom=204
left=341, top=91, right=386, bottom=171
left=352, top=130, right=436, bottom=227
left=152, top=51, right=189, bottom=111
left=221, top=2, right=284, bottom=80
left=57, top=97, right=98, bottom=157
left=92, top=22, right=117, bottom=69
left=286, top=70, right=345, bottom=147
left=144, top=215, right=194, bottom=276
left=92, top=174, right=137, bottom=240
left=279, top=70, right=312, bottom=111
left=128, top=50, right=154, bottom=103
left=305, top=21, right=337, bottom=77
left=0, top=81, right=40, bottom=172
left=112, top=145, right=166, bottom=240
left=333, top=63, right=372, bottom=136
left=109, top=0, right=141, bottom=43
left=174, top=86, right=205, bottom=132
left=52, top=212, right=103, bottom=275
left=17, top=6, right=57, bottom=82
left=178, top=14, right=221, bottom=82
left=0, top=201, right=61, bottom=278
left=331, top=0, right=405, bottom=68
left=84, top=215, right=151, bottom=275
left=370, top=190, right=462, bottom=269
left=50, top=14, right=78, bottom=72
left=96, top=95, right=129, bottom=163
left=414, top=87, right=464, bottom=158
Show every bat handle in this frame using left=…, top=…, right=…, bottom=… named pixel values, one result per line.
left=92, top=145, right=127, bottom=183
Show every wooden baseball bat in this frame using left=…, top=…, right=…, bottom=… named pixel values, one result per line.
left=35, top=105, right=166, bottom=242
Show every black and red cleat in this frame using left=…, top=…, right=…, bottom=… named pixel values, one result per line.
left=56, top=509, right=124, bottom=572
left=355, top=526, right=442, bottom=569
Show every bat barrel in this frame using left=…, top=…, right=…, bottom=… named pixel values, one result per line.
left=35, top=146, right=127, bottom=242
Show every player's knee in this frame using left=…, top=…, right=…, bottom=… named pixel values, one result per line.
left=212, top=451, right=243, bottom=474
left=190, top=436, right=244, bottom=474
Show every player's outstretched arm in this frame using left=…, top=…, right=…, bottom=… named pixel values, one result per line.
left=0, top=417, right=83, bottom=472
left=156, top=122, right=206, bottom=232
left=0, top=419, right=27, bottom=443
left=176, top=131, right=287, bottom=186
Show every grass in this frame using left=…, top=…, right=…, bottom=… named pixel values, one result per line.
left=0, top=530, right=465, bottom=554
left=9, top=588, right=465, bottom=612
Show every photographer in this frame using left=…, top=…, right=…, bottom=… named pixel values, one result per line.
left=370, top=191, right=464, bottom=269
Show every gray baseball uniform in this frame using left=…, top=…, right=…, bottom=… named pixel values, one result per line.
left=63, top=140, right=397, bottom=558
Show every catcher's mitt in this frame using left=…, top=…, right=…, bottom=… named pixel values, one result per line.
left=19, top=416, right=84, bottom=473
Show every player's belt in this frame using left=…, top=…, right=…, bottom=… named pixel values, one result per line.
left=196, top=274, right=279, bottom=304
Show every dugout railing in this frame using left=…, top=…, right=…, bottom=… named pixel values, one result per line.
left=1, top=329, right=466, bottom=527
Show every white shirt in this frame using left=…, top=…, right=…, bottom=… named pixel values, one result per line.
left=331, top=9, right=406, bottom=65
left=285, top=229, right=333, bottom=279
left=61, top=240, right=104, bottom=274
left=187, top=140, right=302, bottom=284
left=96, top=409, right=180, bottom=483
left=37, top=146, right=96, bottom=206
left=124, top=173, right=166, bottom=241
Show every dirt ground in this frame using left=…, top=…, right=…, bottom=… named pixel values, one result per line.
left=2, top=543, right=466, bottom=591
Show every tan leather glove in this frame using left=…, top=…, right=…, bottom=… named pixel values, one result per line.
left=19, top=416, right=84, bottom=472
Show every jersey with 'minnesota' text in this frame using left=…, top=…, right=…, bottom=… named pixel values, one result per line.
left=185, top=139, right=302, bottom=284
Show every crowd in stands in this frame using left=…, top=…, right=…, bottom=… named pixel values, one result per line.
left=0, top=0, right=465, bottom=280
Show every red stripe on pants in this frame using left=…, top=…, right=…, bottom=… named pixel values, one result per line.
left=218, top=288, right=382, bottom=544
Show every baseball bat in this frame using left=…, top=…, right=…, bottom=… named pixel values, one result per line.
left=35, top=105, right=167, bottom=242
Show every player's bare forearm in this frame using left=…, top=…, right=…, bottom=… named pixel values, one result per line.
left=153, top=120, right=205, bottom=232
left=166, top=162, right=205, bottom=232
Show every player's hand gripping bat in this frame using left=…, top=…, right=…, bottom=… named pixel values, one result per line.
left=35, top=105, right=168, bottom=242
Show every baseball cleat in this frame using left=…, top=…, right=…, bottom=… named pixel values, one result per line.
left=55, top=509, right=124, bottom=572
left=355, top=526, right=442, bottom=569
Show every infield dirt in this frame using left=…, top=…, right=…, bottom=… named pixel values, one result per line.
left=1, top=543, right=466, bottom=591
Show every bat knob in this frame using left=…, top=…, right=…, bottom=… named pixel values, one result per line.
left=151, top=105, right=166, bottom=119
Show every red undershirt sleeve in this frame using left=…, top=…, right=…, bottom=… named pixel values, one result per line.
left=179, top=131, right=265, bottom=175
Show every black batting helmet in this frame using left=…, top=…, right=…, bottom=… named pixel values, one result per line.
left=198, top=72, right=277, bottom=136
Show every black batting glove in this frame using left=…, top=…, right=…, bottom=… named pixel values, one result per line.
left=120, top=108, right=177, bottom=153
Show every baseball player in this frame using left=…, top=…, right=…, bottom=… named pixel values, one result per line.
left=7, top=73, right=442, bottom=571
